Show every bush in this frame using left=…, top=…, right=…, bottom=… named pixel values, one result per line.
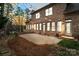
left=0, top=16, right=8, bottom=29
left=58, top=39, right=79, bottom=50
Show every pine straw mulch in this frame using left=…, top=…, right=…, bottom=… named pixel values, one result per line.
left=8, top=37, right=52, bottom=56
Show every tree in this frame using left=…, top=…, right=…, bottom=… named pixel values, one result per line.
left=0, top=17, right=8, bottom=29
left=15, top=7, right=24, bottom=16
left=24, top=8, right=30, bottom=20
left=14, top=7, right=24, bottom=32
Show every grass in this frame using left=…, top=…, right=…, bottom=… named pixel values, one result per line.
left=58, top=38, right=79, bottom=50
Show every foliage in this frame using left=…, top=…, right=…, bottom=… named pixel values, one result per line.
left=48, top=45, right=79, bottom=56
left=58, top=38, right=79, bottom=50
left=15, top=7, right=24, bottom=16
left=0, top=17, right=8, bottom=29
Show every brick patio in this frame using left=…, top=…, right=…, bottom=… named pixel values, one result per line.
left=19, top=33, right=62, bottom=45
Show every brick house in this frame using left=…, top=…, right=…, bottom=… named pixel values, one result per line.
left=26, top=3, right=79, bottom=39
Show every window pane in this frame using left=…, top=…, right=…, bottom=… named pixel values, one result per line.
left=38, top=13, right=40, bottom=18
left=52, top=22, right=55, bottom=31
left=43, top=23, right=45, bottom=31
left=49, top=7, right=52, bottom=15
left=34, top=24, right=36, bottom=30
left=39, top=23, right=42, bottom=30
left=36, top=13, right=40, bottom=19
left=66, top=23, right=71, bottom=33
left=37, top=24, right=38, bottom=30
left=57, top=21, right=62, bottom=32
left=47, top=22, right=50, bottom=31
left=45, top=9, right=48, bottom=16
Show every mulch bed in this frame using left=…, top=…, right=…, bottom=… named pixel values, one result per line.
left=8, top=37, right=52, bottom=56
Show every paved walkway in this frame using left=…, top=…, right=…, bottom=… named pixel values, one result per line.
left=19, top=33, right=62, bottom=45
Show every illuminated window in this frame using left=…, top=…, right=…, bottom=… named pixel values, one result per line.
left=39, top=23, right=42, bottom=30
left=34, top=24, right=36, bottom=30
left=37, top=24, right=39, bottom=30
left=45, top=7, right=53, bottom=16
left=51, top=22, right=55, bottom=31
left=47, top=22, right=50, bottom=31
left=57, top=21, right=62, bottom=32
left=43, top=23, right=45, bottom=31
left=36, top=13, right=40, bottom=19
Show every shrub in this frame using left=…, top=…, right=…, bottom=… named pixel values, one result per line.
left=58, top=39, right=79, bottom=50
left=0, top=16, right=8, bottom=29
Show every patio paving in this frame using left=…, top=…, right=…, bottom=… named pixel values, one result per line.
left=19, top=33, right=62, bottom=45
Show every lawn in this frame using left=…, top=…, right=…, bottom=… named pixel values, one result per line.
left=58, top=38, right=79, bottom=50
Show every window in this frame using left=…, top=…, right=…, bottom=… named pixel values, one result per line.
left=39, top=23, right=42, bottom=30
left=49, top=7, right=53, bottom=15
left=34, top=24, right=36, bottom=30
left=45, top=9, right=49, bottom=16
left=36, top=13, right=40, bottom=19
left=47, top=22, right=50, bottom=31
left=66, top=23, right=71, bottom=33
left=65, top=20, right=72, bottom=34
left=51, top=22, right=55, bottom=31
left=36, top=24, right=39, bottom=30
left=45, top=7, right=53, bottom=16
left=43, top=23, right=45, bottom=31
left=57, top=21, right=62, bottom=32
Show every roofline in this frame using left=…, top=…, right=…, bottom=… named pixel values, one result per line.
left=31, top=3, right=54, bottom=14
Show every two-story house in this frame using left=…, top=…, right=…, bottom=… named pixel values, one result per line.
left=26, top=3, right=79, bottom=39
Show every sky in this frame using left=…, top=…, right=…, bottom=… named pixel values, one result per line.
left=17, top=3, right=49, bottom=11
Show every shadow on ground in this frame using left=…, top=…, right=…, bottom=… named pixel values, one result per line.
left=8, top=37, right=51, bottom=56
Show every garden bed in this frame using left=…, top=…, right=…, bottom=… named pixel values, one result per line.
left=8, top=37, right=79, bottom=56
left=58, top=38, right=79, bottom=50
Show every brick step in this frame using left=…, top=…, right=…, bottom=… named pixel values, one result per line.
left=61, top=36, right=74, bottom=39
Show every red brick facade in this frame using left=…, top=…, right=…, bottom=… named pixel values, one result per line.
left=26, top=3, right=79, bottom=39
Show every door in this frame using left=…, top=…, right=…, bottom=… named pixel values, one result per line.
left=66, top=23, right=71, bottom=34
